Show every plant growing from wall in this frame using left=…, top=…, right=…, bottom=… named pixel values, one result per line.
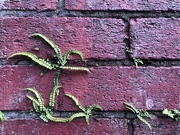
left=125, top=47, right=143, bottom=68
left=132, top=58, right=143, bottom=68
left=0, top=111, right=4, bottom=122
left=8, top=33, right=102, bottom=124
left=124, top=102, right=152, bottom=129
left=162, top=109, right=180, bottom=121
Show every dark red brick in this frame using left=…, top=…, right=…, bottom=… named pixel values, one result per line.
left=0, top=0, right=58, bottom=11
left=65, top=0, right=180, bottom=11
left=0, top=66, right=179, bottom=111
left=134, top=118, right=180, bottom=135
left=130, top=18, right=180, bottom=59
left=0, top=17, right=126, bottom=60
left=0, top=118, right=128, bottom=135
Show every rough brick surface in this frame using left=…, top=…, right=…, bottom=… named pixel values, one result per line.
left=0, top=0, right=58, bottom=10
left=130, top=18, right=180, bottom=59
left=134, top=118, right=180, bottom=135
left=0, top=17, right=126, bottom=60
left=65, top=0, right=180, bottom=11
left=0, top=119, right=128, bottom=135
left=1, top=66, right=179, bottom=111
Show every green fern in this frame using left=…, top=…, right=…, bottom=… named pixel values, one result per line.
left=24, top=88, right=45, bottom=112
left=133, top=58, right=143, bottom=68
left=30, top=33, right=62, bottom=62
left=124, top=102, right=152, bottom=129
left=8, top=52, right=53, bottom=70
left=62, top=50, right=84, bottom=65
left=162, top=109, right=180, bottom=121
left=65, top=94, right=102, bottom=124
left=0, top=111, right=4, bottom=122
left=60, top=66, right=89, bottom=72
left=49, top=85, right=61, bottom=108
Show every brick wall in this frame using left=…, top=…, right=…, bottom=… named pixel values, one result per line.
left=0, top=0, right=180, bottom=134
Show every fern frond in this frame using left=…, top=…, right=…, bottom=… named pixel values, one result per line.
left=124, top=102, right=139, bottom=113
left=8, top=52, right=53, bottom=70
left=26, top=95, right=41, bottom=112
left=24, top=88, right=45, bottom=111
left=30, top=33, right=62, bottom=60
left=162, top=109, right=180, bottom=121
left=65, top=94, right=86, bottom=112
left=49, top=86, right=61, bottom=108
left=0, top=111, right=4, bottom=122
left=137, top=115, right=152, bottom=130
left=45, top=110, right=69, bottom=122
left=87, top=105, right=103, bottom=115
left=40, top=114, right=49, bottom=122
left=60, top=66, right=89, bottom=72
left=53, top=69, right=61, bottom=87
left=63, top=50, right=84, bottom=65
left=69, top=112, right=86, bottom=122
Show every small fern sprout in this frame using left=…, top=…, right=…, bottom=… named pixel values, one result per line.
left=65, top=93, right=102, bottom=124
left=124, top=102, right=152, bottom=129
left=133, top=58, right=143, bottom=68
left=0, top=111, right=4, bottom=122
left=162, top=109, right=180, bottom=121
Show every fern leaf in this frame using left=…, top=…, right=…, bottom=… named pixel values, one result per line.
left=63, top=50, right=84, bottom=65
left=124, top=102, right=139, bottom=114
left=53, top=69, right=61, bottom=87
left=30, top=33, right=62, bottom=60
left=40, top=114, right=49, bottom=122
left=26, top=95, right=41, bottom=112
left=137, top=115, right=152, bottom=130
left=8, top=52, right=53, bottom=70
left=24, top=88, right=45, bottom=111
left=60, top=66, right=89, bottom=72
left=65, top=94, right=86, bottom=112
left=87, top=105, right=103, bottom=115
left=49, top=86, right=61, bottom=108
left=0, top=111, right=4, bottom=122
left=69, top=112, right=86, bottom=122
left=45, top=110, right=69, bottom=122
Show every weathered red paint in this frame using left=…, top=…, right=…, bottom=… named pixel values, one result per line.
left=65, top=0, right=180, bottom=11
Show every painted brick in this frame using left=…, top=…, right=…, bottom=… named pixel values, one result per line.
left=134, top=118, right=180, bottom=135
left=0, top=118, right=128, bottom=135
left=0, top=17, right=126, bottom=60
left=0, top=0, right=58, bottom=11
left=130, top=18, right=180, bottom=59
left=65, top=0, right=180, bottom=11
left=0, top=66, right=179, bottom=111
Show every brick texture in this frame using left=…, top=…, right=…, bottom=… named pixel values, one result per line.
left=0, top=0, right=58, bottom=11
left=130, top=18, right=180, bottom=59
left=65, top=0, right=180, bottom=11
left=134, top=118, right=180, bottom=135
left=1, top=66, right=179, bottom=111
left=0, top=119, right=128, bottom=135
left=0, top=17, right=126, bottom=60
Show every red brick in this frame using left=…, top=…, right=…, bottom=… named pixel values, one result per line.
left=0, top=66, right=179, bottom=111
left=0, top=17, right=126, bottom=60
left=130, top=18, right=180, bottom=59
left=134, top=118, right=180, bottom=135
left=0, top=118, right=128, bottom=135
left=65, top=0, right=180, bottom=11
left=0, top=0, right=58, bottom=11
